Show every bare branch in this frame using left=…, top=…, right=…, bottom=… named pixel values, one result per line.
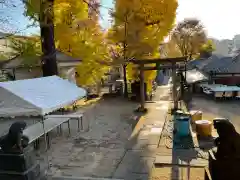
left=82, top=0, right=104, bottom=20
left=0, top=25, right=34, bottom=40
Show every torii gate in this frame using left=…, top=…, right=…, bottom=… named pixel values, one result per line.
left=130, top=57, right=187, bottom=111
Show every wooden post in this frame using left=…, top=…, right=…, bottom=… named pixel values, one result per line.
left=12, top=68, right=16, bottom=80
left=140, top=64, right=145, bottom=110
left=172, top=63, right=178, bottom=110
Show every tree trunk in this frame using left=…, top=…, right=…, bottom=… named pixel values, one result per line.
left=140, top=64, right=145, bottom=109
left=123, top=17, right=128, bottom=98
left=40, top=0, right=58, bottom=77
left=123, top=64, right=128, bottom=97
left=96, top=81, right=101, bottom=95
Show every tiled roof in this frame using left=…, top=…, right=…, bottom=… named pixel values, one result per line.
left=187, top=54, right=240, bottom=74
left=2, top=50, right=81, bottom=69
left=55, top=50, right=81, bottom=62
left=222, top=55, right=240, bottom=73
left=202, top=55, right=232, bottom=73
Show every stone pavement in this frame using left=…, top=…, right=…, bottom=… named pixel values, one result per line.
left=111, top=85, right=171, bottom=180
left=49, top=85, right=171, bottom=180
left=43, top=97, right=139, bottom=179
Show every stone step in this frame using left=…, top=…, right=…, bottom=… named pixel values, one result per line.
left=51, top=176, right=123, bottom=180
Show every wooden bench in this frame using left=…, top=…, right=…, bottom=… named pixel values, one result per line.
left=23, top=117, right=71, bottom=150
left=46, top=114, right=83, bottom=132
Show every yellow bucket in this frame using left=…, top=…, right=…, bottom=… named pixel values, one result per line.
left=195, top=120, right=212, bottom=137
left=190, top=110, right=202, bottom=124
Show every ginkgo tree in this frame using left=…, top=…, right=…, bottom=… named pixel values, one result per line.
left=9, top=36, right=42, bottom=67
left=199, top=39, right=215, bottom=58
left=21, top=0, right=111, bottom=90
left=172, top=18, right=207, bottom=60
left=73, top=26, right=111, bottom=89
left=53, top=0, right=111, bottom=88
left=108, top=0, right=178, bottom=96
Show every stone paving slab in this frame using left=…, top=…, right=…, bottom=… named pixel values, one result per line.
left=112, top=87, right=171, bottom=180
left=124, top=173, right=149, bottom=180
left=155, top=155, right=208, bottom=167
left=155, top=148, right=206, bottom=158
left=113, top=150, right=155, bottom=179
left=150, top=165, right=205, bottom=180
left=36, top=98, right=139, bottom=178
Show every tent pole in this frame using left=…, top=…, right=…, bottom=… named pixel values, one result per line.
left=41, top=116, right=50, bottom=170
left=41, top=116, right=48, bottom=151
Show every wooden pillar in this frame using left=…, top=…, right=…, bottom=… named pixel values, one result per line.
left=172, top=63, right=178, bottom=110
left=140, top=64, right=145, bottom=109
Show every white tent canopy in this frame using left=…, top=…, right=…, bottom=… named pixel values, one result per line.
left=0, top=76, right=86, bottom=117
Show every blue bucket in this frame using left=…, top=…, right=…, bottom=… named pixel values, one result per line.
left=176, top=116, right=190, bottom=137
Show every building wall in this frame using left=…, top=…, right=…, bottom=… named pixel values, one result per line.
left=12, top=66, right=76, bottom=82
left=0, top=38, right=12, bottom=57
left=59, top=66, right=76, bottom=83
left=215, top=76, right=240, bottom=85
left=13, top=68, right=42, bottom=80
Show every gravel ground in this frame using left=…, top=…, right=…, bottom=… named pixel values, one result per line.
left=41, top=97, right=137, bottom=178
left=190, top=95, right=240, bottom=133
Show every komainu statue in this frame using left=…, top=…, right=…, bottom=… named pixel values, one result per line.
left=0, top=121, right=29, bottom=154
left=213, top=119, right=240, bottom=159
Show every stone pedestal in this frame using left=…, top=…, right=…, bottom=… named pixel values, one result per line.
left=0, top=146, right=43, bottom=180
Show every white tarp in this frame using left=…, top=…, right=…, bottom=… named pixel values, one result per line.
left=184, top=69, right=208, bottom=84
left=0, top=76, right=86, bottom=117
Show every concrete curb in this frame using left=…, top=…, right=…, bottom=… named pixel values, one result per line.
left=128, top=115, right=144, bottom=140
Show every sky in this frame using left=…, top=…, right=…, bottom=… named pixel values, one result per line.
left=177, top=0, right=240, bottom=40
left=99, top=0, right=114, bottom=29
left=1, top=0, right=240, bottom=40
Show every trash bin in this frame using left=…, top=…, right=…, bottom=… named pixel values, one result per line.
left=190, top=110, right=202, bottom=124
left=176, top=116, right=190, bottom=137
left=195, top=120, right=212, bottom=137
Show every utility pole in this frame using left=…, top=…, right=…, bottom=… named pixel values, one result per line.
left=40, top=0, right=58, bottom=76
left=172, top=63, right=178, bottom=110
